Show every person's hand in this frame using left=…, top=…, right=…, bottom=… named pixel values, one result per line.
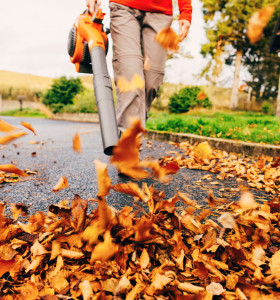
left=86, top=0, right=101, bottom=14
left=178, top=19, right=191, bottom=42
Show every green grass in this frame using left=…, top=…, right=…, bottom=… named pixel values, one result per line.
left=0, top=108, right=47, bottom=118
left=146, top=112, right=280, bottom=145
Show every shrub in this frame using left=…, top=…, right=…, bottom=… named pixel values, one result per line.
left=42, top=76, right=84, bottom=113
left=261, top=102, right=274, bottom=115
left=65, top=89, right=97, bottom=113
left=168, top=86, right=212, bottom=113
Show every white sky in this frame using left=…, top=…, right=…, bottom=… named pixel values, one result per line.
left=0, top=0, right=212, bottom=85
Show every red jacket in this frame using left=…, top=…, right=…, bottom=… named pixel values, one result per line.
left=109, top=0, right=192, bottom=23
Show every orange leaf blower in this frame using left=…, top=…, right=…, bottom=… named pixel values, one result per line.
left=68, top=7, right=118, bottom=155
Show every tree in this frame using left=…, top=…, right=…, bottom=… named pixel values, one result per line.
left=200, top=0, right=277, bottom=109
left=42, top=76, right=84, bottom=113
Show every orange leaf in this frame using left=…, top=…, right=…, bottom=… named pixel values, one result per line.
left=111, top=182, right=147, bottom=201
left=52, top=176, right=69, bottom=193
left=20, top=121, right=36, bottom=135
left=0, top=131, right=26, bottom=145
left=11, top=203, right=28, bottom=220
left=197, top=91, right=207, bottom=100
left=94, top=160, right=111, bottom=196
left=155, top=27, right=179, bottom=52
left=117, top=74, right=144, bottom=93
left=0, top=118, right=16, bottom=132
left=71, top=194, right=88, bottom=232
left=247, top=6, right=275, bottom=44
left=79, top=280, right=93, bottom=300
left=73, top=133, right=82, bottom=153
left=193, top=142, right=212, bottom=160
left=14, top=281, right=39, bottom=300
left=0, top=259, right=16, bottom=278
left=0, top=164, right=27, bottom=176
left=90, top=231, right=119, bottom=262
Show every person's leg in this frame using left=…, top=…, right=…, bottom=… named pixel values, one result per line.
left=141, top=13, right=173, bottom=120
left=109, top=3, right=146, bottom=133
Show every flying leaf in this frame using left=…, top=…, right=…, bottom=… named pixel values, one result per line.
left=52, top=176, right=69, bottom=193
left=155, top=27, right=179, bottom=52
left=0, top=131, right=26, bottom=145
left=197, top=91, right=207, bottom=100
left=94, top=160, right=111, bottom=196
left=0, top=164, right=27, bottom=176
left=0, top=118, right=16, bottom=132
left=247, top=6, right=275, bottom=44
left=71, top=194, right=88, bottom=232
left=21, top=121, right=36, bottom=135
left=117, top=74, right=144, bottom=93
left=111, top=182, right=147, bottom=201
left=73, top=133, right=82, bottom=153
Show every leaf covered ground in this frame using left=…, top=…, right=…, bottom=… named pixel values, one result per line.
left=0, top=118, right=280, bottom=299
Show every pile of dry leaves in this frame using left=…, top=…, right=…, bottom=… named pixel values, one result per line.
left=160, top=141, right=280, bottom=194
left=0, top=118, right=280, bottom=300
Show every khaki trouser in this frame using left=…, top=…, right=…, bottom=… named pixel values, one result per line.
left=109, top=2, right=173, bottom=133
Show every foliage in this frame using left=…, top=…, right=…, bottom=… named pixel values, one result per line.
left=200, top=0, right=280, bottom=101
left=42, top=76, right=84, bottom=113
left=64, top=89, right=97, bottom=113
left=0, top=85, right=42, bottom=102
left=146, top=112, right=280, bottom=145
left=261, top=101, right=274, bottom=115
left=0, top=108, right=47, bottom=118
left=168, top=86, right=212, bottom=113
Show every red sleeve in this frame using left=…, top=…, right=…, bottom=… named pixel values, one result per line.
left=178, top=0, right=192, bottom=23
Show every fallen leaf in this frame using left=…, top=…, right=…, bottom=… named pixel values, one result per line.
left=193, top=142, right=212, bottom=160
left=206, top=282, right=226, bottom=295
left=53, top=176, right=69, bottom=193
left=0, top=164, right=27, bottom=176
left=79, top=280, right=93, bottom=300
left=140, top=248, right=150, bottom=269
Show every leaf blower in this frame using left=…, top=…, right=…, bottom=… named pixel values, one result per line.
left=67, top=7, right=119, bottom=156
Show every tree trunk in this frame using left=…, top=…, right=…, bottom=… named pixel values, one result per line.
left=229, top=50, right=243, bottom=109
left=276, top=71, right=280, bottom=118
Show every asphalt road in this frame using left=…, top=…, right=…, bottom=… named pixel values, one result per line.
left=0, top=117, right=273, bottom=215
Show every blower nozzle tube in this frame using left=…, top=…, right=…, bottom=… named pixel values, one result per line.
left=90, top=47, right=119, bottom=156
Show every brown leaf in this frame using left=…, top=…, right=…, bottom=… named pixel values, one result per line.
left=94, top=160, right=111, bottom=196
left=73, top=133, right=82, bottom=153
left=207, top=189, right=216, bottom=207
left=11, top=203, right=28, bottom=220
left=53, top=176, right=69, bottom=193
left=140, top=248, right=150, bottom=269
left=247, top=6, right=275, bottom=44
left=0, top=259, right=16, bottom=278
left=177, top=282, right=205, bottom=294
left=0, top=164, right=27, bottom=176
left=71, top=194, right=88, bottom=232
left=155, top=27, right=179, bottom=52
left=15, top=281, right=39, bottom=300
left=21, top=121, right=36, bottom=135
left=90, top=231, right=119, bottom=262
left=193, top=142, right=212, bottom=160
left=0, top=131, right=26, bottom=144
left=79, top=280, right=93, bottom=300
left=112, top=182, right=147, bottom=201
left=0, top=245, right=18, bottom=260
left=111, top=118, right=147, bottom=178
left=61, top=249, right=84, bottom=259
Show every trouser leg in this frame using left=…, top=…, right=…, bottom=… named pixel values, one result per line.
left=109, top=3, right=145, bottom=133
left=142, top=13, right=173, bottom=119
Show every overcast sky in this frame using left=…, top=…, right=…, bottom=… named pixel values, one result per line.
left=0, top=0, right=209, bottom=85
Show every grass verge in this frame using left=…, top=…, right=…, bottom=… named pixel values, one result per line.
left=146, top=112, right=280, bottom=145
left=0, top=108, right=47, bottom=118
